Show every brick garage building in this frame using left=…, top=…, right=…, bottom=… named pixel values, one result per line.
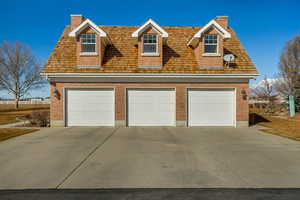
left=42, top=15, right=258, bottom=127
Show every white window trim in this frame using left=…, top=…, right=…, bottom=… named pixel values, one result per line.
left=142, top=34, right=158, bottom=55
left=203, top=34, right=219, bottom=55
left=202, top=53, right=221, bottom=57
left=141, top=52, right=160, bottom=56
left=80, top=52, right=98, bottom=56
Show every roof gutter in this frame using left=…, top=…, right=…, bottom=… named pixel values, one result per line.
left=41, top=72, right=259, bottom=79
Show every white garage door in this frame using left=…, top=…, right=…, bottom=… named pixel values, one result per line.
left=188, top=88, right=235, bottom=126
left=66, top=88, right=114, bottom=126
left=127, top=88, right=175, bottom=126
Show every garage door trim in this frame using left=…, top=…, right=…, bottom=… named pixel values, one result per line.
left=63, top=87, right=115, bottom=127
left=186, top=87, right=237, bottom=127
left=125, top=87, right=176, bottom=126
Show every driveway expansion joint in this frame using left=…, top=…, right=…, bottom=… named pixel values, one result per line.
left=55, top=127, right=119, bottom=189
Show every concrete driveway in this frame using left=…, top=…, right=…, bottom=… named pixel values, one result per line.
left=0, top=126, right=300, bottom=189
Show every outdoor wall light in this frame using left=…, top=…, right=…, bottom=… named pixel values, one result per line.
left=54, top=88, right=60, bottom=99
left=241, top=89, right=248, bottom=100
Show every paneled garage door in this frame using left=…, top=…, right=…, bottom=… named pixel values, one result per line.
left=66, top=88, right=114, bottom=126
left=188, top=88, right=235, bottom=126
left=127, top=88, right=176, bottom=126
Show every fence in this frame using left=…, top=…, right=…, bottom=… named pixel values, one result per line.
left=0, top=99, right=50, bottom=104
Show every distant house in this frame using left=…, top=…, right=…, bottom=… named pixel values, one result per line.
left=41, top=14, right=258, bottom=127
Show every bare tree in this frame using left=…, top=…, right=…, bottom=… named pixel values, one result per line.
left=251, top=76, right=280, bottom=113
left=275, top=34, right=300, bottom=97
left=0, top=41, right=46, bottom=109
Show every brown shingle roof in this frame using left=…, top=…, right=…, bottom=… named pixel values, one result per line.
left=42, top=25, right=258, bottom=74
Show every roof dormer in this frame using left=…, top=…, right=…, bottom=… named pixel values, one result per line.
left=69, top=18, right=110, bottom=45
left=68, top=15, right=110, bottom=68
left=132, top=19, right=168, bottom=68
left=189, top=17, right=232, bottom=69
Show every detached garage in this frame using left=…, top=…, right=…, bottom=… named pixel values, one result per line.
left=188, top=88, right=236, bottom=126
left=127, top=88, right=176, bottom=126
left=65, top=88, right=115, bottom=126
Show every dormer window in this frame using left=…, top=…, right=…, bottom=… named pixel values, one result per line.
left=143, top=34, right=157, bottom=54
left=80, top=33, right=96, bottom=53
left=204, top=34, right=218, bottom=54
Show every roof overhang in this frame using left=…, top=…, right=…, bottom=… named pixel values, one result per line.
left=69, top=19, right=107, bottom=37
left=131, top=19, right=168, bottom=38
left=41, top=72, right=259, bottom=83
left=188, top=19, right=231, bottom=47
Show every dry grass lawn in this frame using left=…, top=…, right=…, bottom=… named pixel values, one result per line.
left=0, top=128, right=38, bottom=142
left=0, top=104, right=50, bottom=125
left=252, top=113, right=300, bottom=141
left=0, top=104, right=49, bottom=112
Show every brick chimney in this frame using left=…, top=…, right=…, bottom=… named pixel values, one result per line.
left=70, top=14, right=84, bottom=30
left=215, top=16, right=228, bottom=28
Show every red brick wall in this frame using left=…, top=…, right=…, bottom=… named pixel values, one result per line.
left=50, top=82, right=249, bottom=123
left=138, top=27, right=163, bottom=67
left=50, top=82, right=63, bottom=121
left=215, top=16, right=228, bottom=29
left=71, top=15, right=84, bottom=30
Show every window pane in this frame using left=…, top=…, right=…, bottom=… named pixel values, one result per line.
left=81, top=33, right=96, bottom=52
left=143, top=44, right=156, bottom=53
left=81, top=43, right=96, bottom=52
left=143, top=34, right=157, bottom=53
left=204, top=34, right=217, bottom=44
left=204, top=44, right=217, bottom=53
left=143, top=34, right=157, bottom=43
left=81, top=33, right=96, bottom=43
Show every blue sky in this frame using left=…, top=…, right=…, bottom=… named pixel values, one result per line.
left=1, top=0, right=299, bottom=98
